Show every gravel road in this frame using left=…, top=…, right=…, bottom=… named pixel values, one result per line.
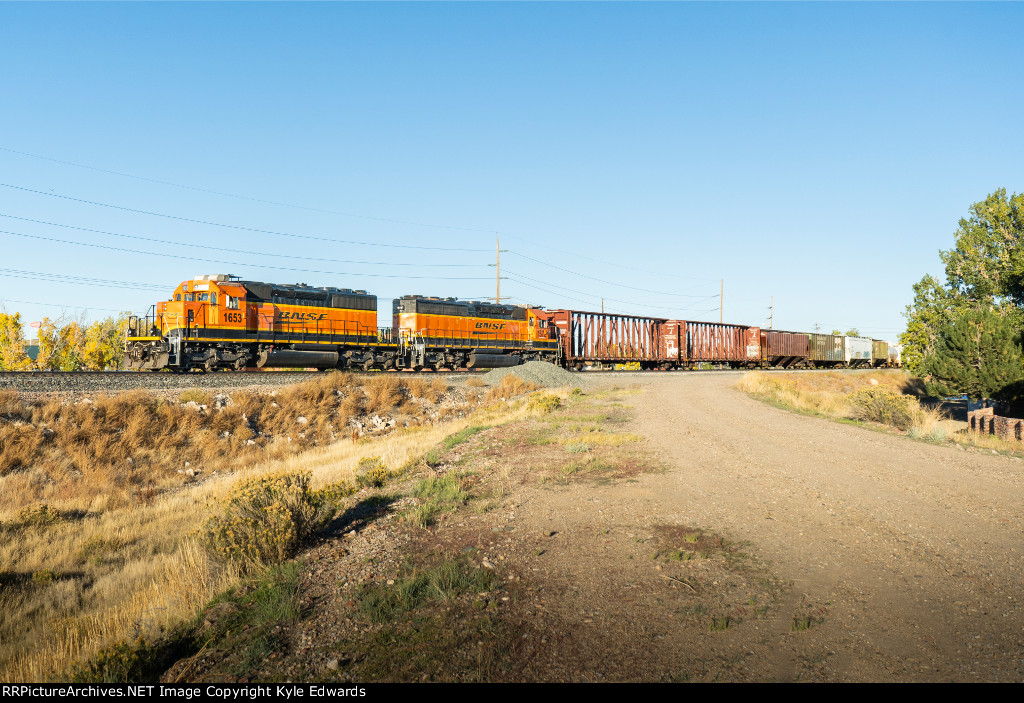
left=614, top=373, right=1024, bottom=681
left=150, top=370, right=1024, bottom=682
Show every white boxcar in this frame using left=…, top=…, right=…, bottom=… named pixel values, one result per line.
left=845, top=336, right=873, bottom=366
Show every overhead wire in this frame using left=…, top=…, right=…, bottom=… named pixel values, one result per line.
left=0, top=147, right=703, bottom=281
left=0, top=268, right=168, bottom=291
left=503, top=270, right=717, bottom=313
left=0, top=297, right=129, bottom=314
left=0, top=183, right=492, bottom=252
left=0, top=145, right=495, bottom=234
left=501, top=232, right=720, bottom=283
left=0, top=213, right=482, bottom=268
left=505, top=250, right=720, bottom=298
left=0, top=227, right=493, bottom=280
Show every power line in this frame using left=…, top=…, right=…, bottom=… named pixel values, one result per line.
left=0, top=267, right=168, bottom=291
left=505, top=250, right=720, bottom=298
left=0, top=146, right=494, bottom=234
left=504, top=270, right=679, bottom=312
left=0, top=146, right=703, bottom=282
left=0, top=227, right=493, bottom=280
left=502, top=273, right=633, bottom=315
left=0, top=213, right=482, bottom=268
left=0, top=297, right=130, bottom=314
left=0, top=182, right=491, bottom=252
left=501, top=232, right=721, bottom=283
left=504, top=270, right=718, bottom=313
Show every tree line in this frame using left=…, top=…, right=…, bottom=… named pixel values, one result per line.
left=0, top=311, right=131, bottom=371
left=900, top=188, right=1024, bottom=403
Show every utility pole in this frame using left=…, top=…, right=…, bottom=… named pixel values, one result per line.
left=770, top=297, right=774, bottom=330
left=487, top=234, right=508, bottom=304
left=814, top=322, right=820, bottom=332
left=720, top=279, right=723, bottom=323
left=601, top=298, right=604, bottom=314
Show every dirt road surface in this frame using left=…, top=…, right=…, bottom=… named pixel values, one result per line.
left=502, top=373, right=1024, bottom=682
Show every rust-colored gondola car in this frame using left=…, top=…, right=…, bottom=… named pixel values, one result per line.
left=760, top=330, right=810, bottom=368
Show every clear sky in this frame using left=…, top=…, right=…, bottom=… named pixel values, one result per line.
left=1, top=2, right=1021, bottom=340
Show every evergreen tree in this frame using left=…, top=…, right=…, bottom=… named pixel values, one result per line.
left=923, top=306, right=1024, bottom=401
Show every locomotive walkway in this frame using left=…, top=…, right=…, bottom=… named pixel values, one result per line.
left=505, top=373, right=1024, bottom=681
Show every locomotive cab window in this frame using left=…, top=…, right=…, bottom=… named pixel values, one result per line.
left=184, top=293, right=195, bottom=301
left=210, top=293, right=217, bottom=305
left=225, top=296, right=239, bottom=310
left=198, top=293, right=209, bottom=302
left=175, top=294, right=181, bottom=301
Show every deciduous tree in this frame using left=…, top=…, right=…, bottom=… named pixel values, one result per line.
left=941, top=188, right=1024, bottom=306
left=899, top=275, right=966, bottom=374
left=0, top=312, right=32, bottom=370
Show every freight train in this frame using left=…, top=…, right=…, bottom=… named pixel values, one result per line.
left=124, top=274, right=900, bottom=372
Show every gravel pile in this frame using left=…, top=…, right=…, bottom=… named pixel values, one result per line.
left=483, top=361, right=584, bottom=388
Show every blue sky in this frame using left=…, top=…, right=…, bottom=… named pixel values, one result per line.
left=1, top=2, right=1021, bottom=340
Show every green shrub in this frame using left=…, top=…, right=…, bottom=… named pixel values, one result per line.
left=14, top=503, right=64, bottom=529
left=312, top=480, right=357, bottom=507
left=413, top=474, right=469, bottom=504
left=356, top=557, right=496, bottom=622
left=846, top=387, right=918, bottom=431
left=528, top=392, right=562, bottom=414
left=408, top=474, right=470, bottom=527
left=32, top=569, right=55, bottom=584
left=441, top=425, right=488, bottom=451
left=355, top=456, right=390, bottom=488
left=67, top=639, right=158, bottom=683
left=201, top=470, right=332, bottom=570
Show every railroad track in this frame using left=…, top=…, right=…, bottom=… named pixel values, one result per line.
left=0, top=365, right=885, bottom=395
left=0, top=369, right=332, bottom=394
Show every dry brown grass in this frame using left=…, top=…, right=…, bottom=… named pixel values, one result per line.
left=0, top=374, right=566, bottom=682
left=485, top=374, right=539, bottom=401
left=0, top=389, right=26, bottom=416
left=0, top=372, right=472, bottom=517
left=736, top=370, right=948, bottom=439
left=364, top=374, right=405, bottom=414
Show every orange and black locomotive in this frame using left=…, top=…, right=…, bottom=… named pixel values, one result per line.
left=125, top=274, right=559, bottom=371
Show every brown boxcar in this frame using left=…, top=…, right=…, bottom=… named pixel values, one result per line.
left=871, top=339, right=888, bottom=367
left=808, top=333, right=844, bottom=366
left=547, top=310, right=668, bottom=369
left=760, top=330, right=809, bottom=368
left=685, top=321, right=759, bottom=366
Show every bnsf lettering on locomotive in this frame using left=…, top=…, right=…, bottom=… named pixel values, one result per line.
left=474, top=322, right=505, bottom=330
left=278, top=311, right=328, bottom=321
